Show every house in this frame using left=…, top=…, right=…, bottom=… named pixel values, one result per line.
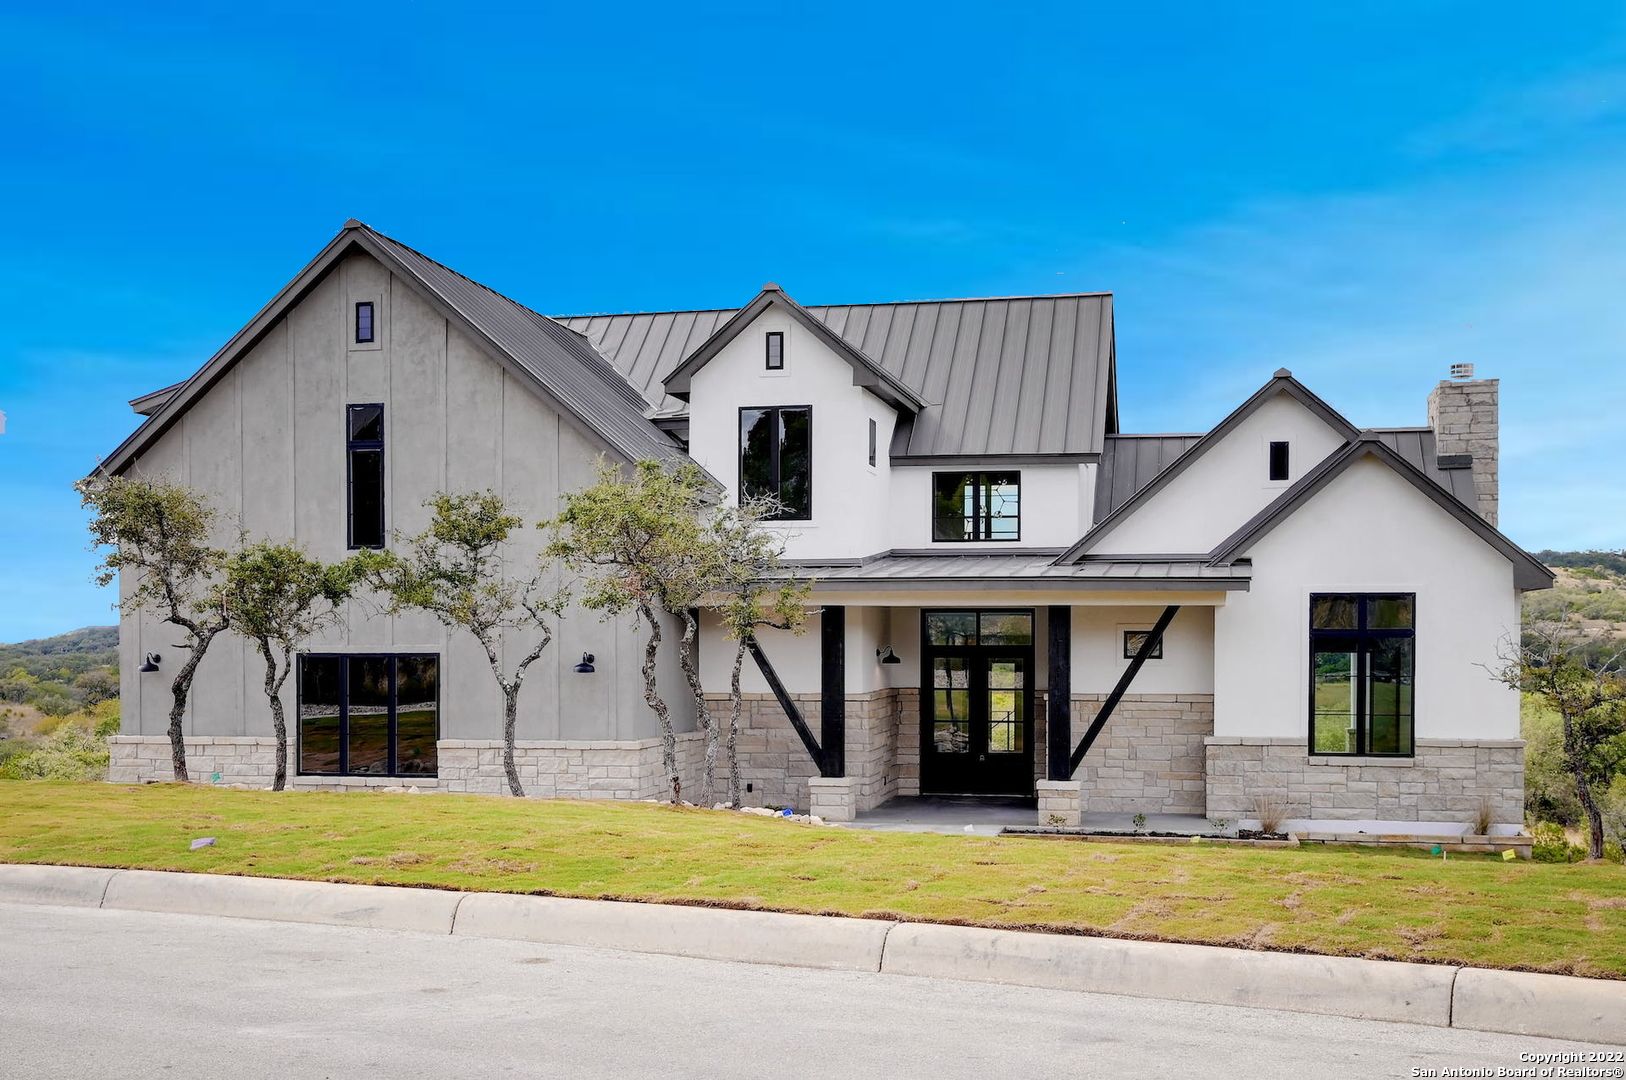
left=103, top=221, right=1552, bottom=831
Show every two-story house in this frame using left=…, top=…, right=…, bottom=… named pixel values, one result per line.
left=103, top=221, right=1552, bottom=831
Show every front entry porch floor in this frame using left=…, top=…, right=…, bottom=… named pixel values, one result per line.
left=848, top=796, right=1036, bottom=836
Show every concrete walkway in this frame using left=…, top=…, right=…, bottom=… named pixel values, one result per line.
left=849, top=795, right=1035, bottom=835
left=6, top=902, right=1611, bottom=1080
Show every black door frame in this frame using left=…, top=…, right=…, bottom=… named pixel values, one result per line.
left=919, top=609, right=1037, bottom=797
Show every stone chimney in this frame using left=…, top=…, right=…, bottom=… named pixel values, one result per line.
left=1427, top=373, right=1498, bottom=526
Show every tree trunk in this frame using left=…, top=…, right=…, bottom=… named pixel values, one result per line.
left=253, top=636, right=290, bottom=792
left=1563, top=711, right=1607, bottom=859
left=676, top=610, right=714, bottom=803
left=165, top=626, right=222, bottom=783
left=502, top=683, right=524, bottom=798
left=728, top=639, right=747, bottom=808
left=640, top=602, right=679, bottom=803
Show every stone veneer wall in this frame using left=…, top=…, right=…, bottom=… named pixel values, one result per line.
left=1069, top=694, right=1214, bottom=814
left=1204, top=737, right=1526, bottom=824
left=109, top=736, right=440, bottom=790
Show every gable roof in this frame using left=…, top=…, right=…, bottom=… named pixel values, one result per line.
left=1207, top=434, right=1554, bottom=591
left=661, top=284, right=929, bottom=413
left=558, top=292, right=1117, bottom=460
left=99, top=221, right=687, bottom=477
left=1058, top=369, right=1360, bottom=562
left=1094, top=433, right=1205, bottom=520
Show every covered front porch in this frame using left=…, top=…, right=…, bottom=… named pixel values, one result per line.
left=704, top=555, right=1244, bottom=824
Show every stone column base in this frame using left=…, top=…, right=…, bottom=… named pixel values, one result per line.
left=807, top=776, right=860, bottom=822
left=1035, top=779, right=1083, bottom=827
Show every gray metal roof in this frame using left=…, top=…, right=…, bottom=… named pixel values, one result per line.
left=361, top=227, right=687, bottom=465
left=790, top=553, right=1251, bottom=591
left=1368, top=427, right=1478, bottom=505
left=558, top=293, right=1116, bottom=459
left=1094, top=434, right=1204, bottom=521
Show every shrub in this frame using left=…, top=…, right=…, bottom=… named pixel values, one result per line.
left=1530, top=821, right=1587, bottom=863
left=0, top=702, right=118, bottom=781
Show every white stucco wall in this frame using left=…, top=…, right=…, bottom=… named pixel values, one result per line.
left=119, top=253, right=694, bottom=745
left=1212, top=455, right=1521, bottom=741
left=685, top=305, right=898, bottom=561
left=1072, top=606, right=1214, bottom=695
left=1092, top=392, right=1348, bottom=555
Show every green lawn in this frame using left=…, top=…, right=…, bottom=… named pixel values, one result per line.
left=3, top=780, right=1624, bottom=978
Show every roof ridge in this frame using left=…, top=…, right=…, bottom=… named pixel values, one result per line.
left=552, top=291, right=1114, bottom=320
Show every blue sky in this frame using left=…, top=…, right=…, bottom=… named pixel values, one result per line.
left=2, top=1, right=1624, bottom=642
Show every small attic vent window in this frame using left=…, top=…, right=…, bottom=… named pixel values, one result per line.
left=355, top=302, right=375, bottom=344
left=765, top=332, right=784, bottom=370
left=1269, top=441, right=1290, bottom=481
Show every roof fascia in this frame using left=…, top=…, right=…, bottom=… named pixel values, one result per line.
left=1054, top=370, right=1362, bottom=563
left=661, top=287, right=928, bottom=413
left=1207, top=436, right=1555, bottom=591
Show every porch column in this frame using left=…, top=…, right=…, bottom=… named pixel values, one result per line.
left=1046, top=605, right=1072, bottom=781
left=819, top=605, right=846, bottom=778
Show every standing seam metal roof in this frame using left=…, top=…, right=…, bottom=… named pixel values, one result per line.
left=557, top=293, right=1115, bottom=458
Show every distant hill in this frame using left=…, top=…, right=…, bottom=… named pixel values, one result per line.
left=1526, top=552, right=1626, bottom=639
left=1535, top=549, right=1626, bottom=576
left=0, top=626, right=120, bottom=724
left=0, top=626, right=119, bottom=674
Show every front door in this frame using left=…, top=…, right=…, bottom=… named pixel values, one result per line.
left=921, top=610, right=1035, bottom=797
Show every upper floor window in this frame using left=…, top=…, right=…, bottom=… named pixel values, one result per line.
left=765, top=331, right=784, bottom=370
left=355, top=301, right=375, bottom=344
left=1310, top=593, right=1415, bottom=756
left=1269, top=440, right=1290, bottom=481
left=740, top=406, right=811, bottom=519
left=933, top=472, right=1020, bottom=542
left=868, top=418, right=877, bottom=467
left=347, top=404, right=385, bottom=548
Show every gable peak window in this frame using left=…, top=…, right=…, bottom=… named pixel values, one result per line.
left=933, top=472, right=1020, bottom=542
left=765, top=331, right=784, bottom=371
left=739, top=405, right=811, bottom=519
left=1310, top=593, right=1415, bottom=756
left=355, top=301, right=375, bottom=344
left=1269, top=440, right=1290, bottom=481
left=347, top=403, right=385, bottom=549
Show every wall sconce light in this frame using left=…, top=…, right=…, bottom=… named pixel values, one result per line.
left=876, top=646, right=902, bottom=666
left=573, top=653, right=596, bottom=674
left=138, top=653, right=162, bottom=673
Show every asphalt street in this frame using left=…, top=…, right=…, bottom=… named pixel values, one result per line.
left=0, top=902, right=1609, bottom=1079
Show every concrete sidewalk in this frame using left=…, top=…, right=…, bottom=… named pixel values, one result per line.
left=1, top=863, right=1621, bottom=1046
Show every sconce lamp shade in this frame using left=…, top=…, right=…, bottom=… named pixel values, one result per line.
left=573, top=653, right=596, bottom=674
left=138, top=653, right=162, bottom=673
left=876, top=646, right=902, bottom=666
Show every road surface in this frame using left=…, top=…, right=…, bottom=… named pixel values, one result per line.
left=0, top=903, right=1607, bottom=1078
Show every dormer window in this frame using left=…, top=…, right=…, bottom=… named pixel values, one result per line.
left=355, top=301, right=375, bottom=344
left=933, top=472, right=1020, bottom=542
left=1269, top=441, right=1290, bottom=481
left=765, top=331, right=784, bottom=370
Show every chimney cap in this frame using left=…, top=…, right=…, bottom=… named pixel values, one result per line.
left=1450, top=362, right=1475, bottom=380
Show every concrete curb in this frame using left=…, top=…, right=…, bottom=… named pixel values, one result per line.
left=100, top=868, right=467, bottom=935
left=3, top=864, right=1622, bottom=1045
left=455, top=892, right=893, bottom=971
left=880, top=922, right=1456, bottom=1027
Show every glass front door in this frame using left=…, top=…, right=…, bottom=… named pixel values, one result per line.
left=921, top=611, right=1035, bottom=796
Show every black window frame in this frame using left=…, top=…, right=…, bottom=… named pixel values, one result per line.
left=932, top=471, right=1021, bottom=543
left=868, top=418, right=877, bottom=468
left=1308, top=593, right=1416, bottom=758
left=738, top=405, right=812, bottom=521
left=355, top=301, right=375, bottom=344
left=347, top=403, right=386, bottom=550
left=1123, top=630, right=1164, bottom=660
left=1269, top=440, right=1290, bottom=481
left=765, top=331, right=784, bottom=370
left=296, top=652, right=441, bottom=778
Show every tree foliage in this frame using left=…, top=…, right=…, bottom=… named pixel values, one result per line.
left=224, top=542, right=356, bottom=790
left=548, top=460, right=717, bottom=803
left=362, top=491, right=566, bottom=797
left=75, top=474, right=231, bottom=782
left=1494, top=615, right=1626, bottom=859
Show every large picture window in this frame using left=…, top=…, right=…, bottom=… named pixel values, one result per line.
left=347, top=404, right=385, bottom=548
left=298, top=654, right=439, bottom=777
left=1309, top=594, right=1415, bottom=756
left=739, top=406, right=811, bottom=519
left=932, top=472, right=1020, bottom=542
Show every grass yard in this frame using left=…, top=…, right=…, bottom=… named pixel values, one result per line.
left=2, top=780, right=1624, bottom=978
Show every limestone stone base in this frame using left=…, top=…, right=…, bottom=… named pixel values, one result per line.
left=1069, top=694, right=1214, bottom=814
left=1035, top=780, right=1082, bottom=826
left=1204, top=737, right=1526, bottom=824
left=107, top=736, right=439, bottom=790
left=807, top=776, right=859, bottom=822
